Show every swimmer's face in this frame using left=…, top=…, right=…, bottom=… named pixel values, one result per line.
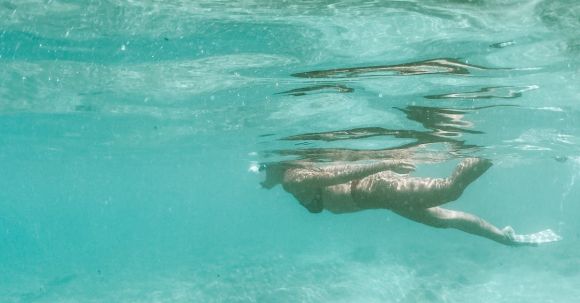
left=259, top=163, right=283, bottom=189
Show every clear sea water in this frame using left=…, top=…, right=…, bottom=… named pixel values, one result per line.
left=1, top=1, right=579, bottom=302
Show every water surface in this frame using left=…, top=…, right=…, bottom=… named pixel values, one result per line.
left=1, top=1, right=579, bottom=302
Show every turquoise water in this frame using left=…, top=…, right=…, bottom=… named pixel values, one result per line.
left=1, top=0, right=579, bottom=302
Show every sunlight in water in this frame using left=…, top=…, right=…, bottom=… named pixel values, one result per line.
left=1, top=0, right=579, bottom=302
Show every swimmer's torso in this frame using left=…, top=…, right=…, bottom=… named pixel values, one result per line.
left=321, top=182, right=360, bottom=213
left=283, top=169, right=400, bottom=214
left=324, top=172, right=401, bottom=212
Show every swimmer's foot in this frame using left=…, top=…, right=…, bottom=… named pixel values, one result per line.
left=502, top=226, right=563, bottom=247
left=452, top=157, right=493, bottom=187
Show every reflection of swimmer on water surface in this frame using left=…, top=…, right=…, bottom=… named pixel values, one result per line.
left=274, top=105, right=492, bottom=162
left=258, top=158, right=561, bottom=246
left=276, top=84, right=354, bottom=96
left=291, top=58, right=507, bottom=78
left=424, top=85, right=538, bottom=100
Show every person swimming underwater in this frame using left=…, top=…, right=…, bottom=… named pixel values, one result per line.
left=259, top=158, right=561, bottom=246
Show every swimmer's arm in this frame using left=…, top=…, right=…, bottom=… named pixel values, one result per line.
left=285, top=160, right=414, bottom=187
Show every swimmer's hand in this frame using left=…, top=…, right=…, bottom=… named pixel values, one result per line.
left=387, top=161, right=415, bottom=174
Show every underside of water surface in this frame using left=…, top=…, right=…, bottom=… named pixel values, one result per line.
left=1, top=1, right=579, bottom=302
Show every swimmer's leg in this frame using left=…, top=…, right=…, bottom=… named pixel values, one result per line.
left=392, top=206, right=514, bottom=246
left=450, top=157, right=493, bottom=192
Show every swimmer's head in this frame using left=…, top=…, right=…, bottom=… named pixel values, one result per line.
left=259, top=162, right=286, bottom=189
